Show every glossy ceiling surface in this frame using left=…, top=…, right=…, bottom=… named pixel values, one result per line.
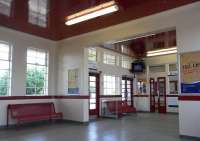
left=0, top=0, right=198, bottom=40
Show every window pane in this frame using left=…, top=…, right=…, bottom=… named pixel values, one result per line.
left=0, top=86, right=8, bottom=96
left=0, top=42, right=11, bottom=96
left=89, top=76, right=96, bottom=81
left=26, top=48, right=48, bottom=95
left=0, top=60, right=9, bottom=69
left=90, top=104, right=96, bottom=109
left=88, top=48, right=97, bottom=62
left=122, top=56, right=131, bottom=69
left=103, top=75, right=119, bottom=95
left=103, top=53, right=116, bottom=65
left=90, top=99, right=96, bottom=103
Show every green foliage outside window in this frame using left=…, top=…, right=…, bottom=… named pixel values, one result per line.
left=26, top=67, right=46, bottom=95
left=0, top=72, right=9, bottom=96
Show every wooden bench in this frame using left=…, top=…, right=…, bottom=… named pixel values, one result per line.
left=7, top=102, right=63, bottom=127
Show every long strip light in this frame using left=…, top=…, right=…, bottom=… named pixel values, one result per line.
left=147, top=47, right=177, bottom=57
left=65, top=1, right=119, bottom=26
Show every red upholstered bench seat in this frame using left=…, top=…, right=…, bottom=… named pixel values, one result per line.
left=7, top=103, right=63, bottom=127
left=106, top=100, right=136, bottom=118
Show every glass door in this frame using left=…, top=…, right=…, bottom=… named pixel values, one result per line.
left=157, top=77, right=167, bottom=113
left=89, top=73, right=100, bottom=117
left=122, top=77, right=133, bottom=106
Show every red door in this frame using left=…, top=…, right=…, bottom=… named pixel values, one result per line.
left=157, top=77, right=167, bottom=113
left=122, top=77, right=133, bottom=106
left=89, top=73, right=100, bottom=117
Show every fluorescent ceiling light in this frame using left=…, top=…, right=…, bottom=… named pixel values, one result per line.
left=65, top=1, right=119, bottom=26
left=147, top=47, right=177, bottom=57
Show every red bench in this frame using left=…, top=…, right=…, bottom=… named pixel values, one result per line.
left=106, top=100, right=136, bottom=118
left=7, top=102, right=63, bottom=127
left=122, top=101, right=136, bottom=113
left=106, top=101, right=123, bottom=117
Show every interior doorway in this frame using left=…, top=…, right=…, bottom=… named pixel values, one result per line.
left=150, top=77, right=167, bottom=113
left=122, top=77, right=133, bottom=106
left=89, top=72, right=100, bottom=117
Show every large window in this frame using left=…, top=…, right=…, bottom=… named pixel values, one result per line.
left=28, top=0, right=49, bottom=27
left=103, top=75, right=120, bottom=95
left=26, top=48, right=48, bottom=95
left=88, top=48, right=97, bottom=62
left=0, top=0, right=12, bottom=16
left=0, top=42, right=12, bottom=96
left=122, top=56, right=131, bottom=69
left=103, top=53, right=118, bottom=65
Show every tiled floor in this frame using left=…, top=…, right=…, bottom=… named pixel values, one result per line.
left=0, top=113, right=198, bottom=141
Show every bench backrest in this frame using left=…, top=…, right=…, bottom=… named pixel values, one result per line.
left=8, top=103, right=56, bottom=118
left=106, top=101, right=123, bottom=113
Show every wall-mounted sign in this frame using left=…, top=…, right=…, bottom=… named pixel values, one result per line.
left=68, top=69, right=79, bottom=94
left=180, top=52, right=200, bottom=93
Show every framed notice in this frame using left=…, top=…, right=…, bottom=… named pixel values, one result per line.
left=180, top=52, right=200, bottom=94
left=68, top=69, right=79, bottom=94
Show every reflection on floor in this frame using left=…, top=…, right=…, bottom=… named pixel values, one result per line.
left=0, top=113, right=197, bottom=141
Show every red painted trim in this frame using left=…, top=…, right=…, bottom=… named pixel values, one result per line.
left=167, top=95, right=179, bottom=97
left=0, top=95, right=89, bottom=100
left=178, top=96, right=200, bottom=101
left=54, top=95, right=89, bottom=99
left=100, top=95, right=122, bottom=98
left=134, top=95, right=149, bottom=97
left=0, top=96, right=53, bottom=100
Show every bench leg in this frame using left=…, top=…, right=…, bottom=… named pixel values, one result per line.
left=6, top=109, right=9, bottom=128
left=16, top=121, right=21, bottom=130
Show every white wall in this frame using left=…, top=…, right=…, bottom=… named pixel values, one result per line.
left=0, top=26, right=59, bottom=126
left=0, top=2, right=200, bottom=136
left=57, top=99, right=89, bottom=122
left=0, top=26, right=57, bottom=96
left=57, top=2, right=200, bottom=137
left=179, top=101, right=200, bottom=137
left=134, top=97, right=150, bottom=112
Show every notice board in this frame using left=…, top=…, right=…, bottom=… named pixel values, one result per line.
left=180, top=52, right=200, bottom=93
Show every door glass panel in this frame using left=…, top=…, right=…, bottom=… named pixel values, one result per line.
left=89, top=75, right=98, bottom=111
left=158, top=78, right=166, bottom=108
left=121, top=78, right=133, bottom=106
left=90, top=104, right=96, bottom=109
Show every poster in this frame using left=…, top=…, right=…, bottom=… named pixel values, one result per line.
left=68, top=69, right=79, bottom=94
left=180, top=52, right=200, bottom=93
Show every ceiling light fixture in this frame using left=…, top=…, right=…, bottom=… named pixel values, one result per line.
left=65, top=0, right=119, bottom=26
left=147, top=47, right=177, bottom=57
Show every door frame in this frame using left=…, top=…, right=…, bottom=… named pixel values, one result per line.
left=150, top=78, right=156, bottom=112
left=157, top=77, right=167, bottom=113
left=89, top=72, right=100, bottom=117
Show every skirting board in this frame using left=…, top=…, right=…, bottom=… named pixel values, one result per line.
left=180, top=135, right=200, bottom=140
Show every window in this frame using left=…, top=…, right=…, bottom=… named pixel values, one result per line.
left=169, top=64, right=177, bottom=72
left=149, top=65, right=166, bottom=73
left=103, top=53, right=118, bottom=65
left=103, top=75, right=120, bottom=95
left=28, top=0, right=49, bottom=27
left=169, top=81, right=178, bottom=94
left=88, top=48, right=97, bottom=62
left=122, top=56, right=131, bottom=69
left=0, top=0, right=12, bottom=16
left=0, top=42, right=12, bottom=96
left=26, top=48, right=48, bottom=95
